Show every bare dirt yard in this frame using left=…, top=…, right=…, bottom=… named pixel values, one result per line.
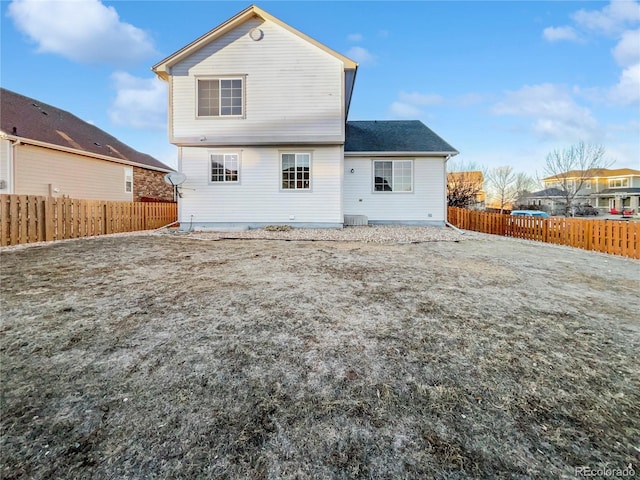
left=1, top=227, right=638, bottom=479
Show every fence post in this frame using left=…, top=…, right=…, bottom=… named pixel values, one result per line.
left=0, top=195, right=7, bottom=246
left=103, top=203, right=108, bottom=234
left=584, top=220, right=592, bottom=252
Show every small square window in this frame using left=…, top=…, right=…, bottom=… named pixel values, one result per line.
left=281, top=153, right=311, bottom=190
left=198, top=78, right=244, bottom=117
left=210, top=153, right=239, bottom=183
left=373, top=160, right=413, bottom=192
left=124, top=167, right=133, bottom=193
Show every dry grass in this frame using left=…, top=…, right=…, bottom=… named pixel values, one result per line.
left=1, top=232, right=638, bottom=479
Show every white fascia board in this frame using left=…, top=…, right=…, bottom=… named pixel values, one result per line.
left=344, top=151, right=459, bottom=157
left=1, top=134, right=173, bottom=173
left=172, top=135, right=345, bottom=146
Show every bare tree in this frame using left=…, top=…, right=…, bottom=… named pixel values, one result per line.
left=513, top=172, right=540, bottom=207
left=446, top=160, right=486, bottom=209
left=447, top=171, right=485, bottom=208
left=542, top=142, right=612, bottom=216
left=486, top=166, right=517, bottom=213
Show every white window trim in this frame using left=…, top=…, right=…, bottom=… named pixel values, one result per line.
left=208, top=152, right=241, bottom=184
left=608, top=178, right=629, bottom=188
left=195, top=75, right=246, bottom=119
left=280, top=151, right=312, bottom=191
left=124, top=167, right=133, bottom=193
left=372, top=159, right=414, bottom=193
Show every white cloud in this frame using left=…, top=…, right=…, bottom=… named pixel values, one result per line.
left=389, top=102, right=424, bottom=118
left=541, top=2, right=640, bottom=108
left=7, top=0, right=156, bottom=65
left=492, top=83, right=598, bottom=141
left=398, top=91, right=444, bottom=106
left=108, top=72, right=167, bottom=130
left=572, top=0, right=640, bottom=36
left=612, top=29, right=640, bottom=66
left=388, top=91, right=445, bottom=118
left=346, top=46, right=376, bottom=65
left=608, top=63, right=640, bottom=105
left=542, top=26, right=581, bottom=42
left=347, top=33, right=363, bottom=42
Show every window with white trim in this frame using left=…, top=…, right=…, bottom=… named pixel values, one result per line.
left=585, top=181, right=591, bottom=189
left=197, top=78, right=243, bottom=117
left=608, top=178, right=628, bottom=188
left=373, top=160, right=413, bottom=192
left=281, top=153, right=310, bottom=190
left=210, top=153, right=239, bottom=183
left=124, top=167, right=133, bottom=193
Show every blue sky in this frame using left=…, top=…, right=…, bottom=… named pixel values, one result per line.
left=1, top=0, right=638, bottom=178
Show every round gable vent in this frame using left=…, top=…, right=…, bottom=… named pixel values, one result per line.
left=249, top=28, right=264, bottom=41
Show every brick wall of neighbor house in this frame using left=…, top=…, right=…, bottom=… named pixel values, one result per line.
left=133, top=167, right=174, bottom=202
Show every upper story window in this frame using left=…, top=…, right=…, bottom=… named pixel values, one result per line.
left=374, top=160, right=413, bottom=192
left=609, top=178, right=628, bottom=188
left=281, top=153, right=310, bottom=190
left=585, top=181, right=591, bottom=189
left=197, top=78, right=244, bottom=117
left=210, top=153, right=239, bottom=183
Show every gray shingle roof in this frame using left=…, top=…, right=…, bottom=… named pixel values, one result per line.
left=345, top=120, right=457, bottom=154
left=0, top=88, right=173, bottom=172
left=530, top=188, right=566, bottom=197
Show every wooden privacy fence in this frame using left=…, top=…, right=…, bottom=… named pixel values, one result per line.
left=0, top=195, right=178, bottom=247
left=447, top=207, right=640, bottom=259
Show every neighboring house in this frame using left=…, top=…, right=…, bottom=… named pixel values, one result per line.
left=524, top=188, right=567, bottom=215
left=0, top=88, right=175, bottom=202
left=531, top=168, right=640, bottom=215
left=151, top=5, right=457, bottom=229
left=446, top=170, right=485, bottom=209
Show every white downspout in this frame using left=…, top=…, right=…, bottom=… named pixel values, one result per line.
left=443, top=154, right=465, bottom=234
left=443, top=154, right=451, bottom=225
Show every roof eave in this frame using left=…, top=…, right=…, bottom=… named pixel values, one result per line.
left=1, top=133, right=173, bottom=173
left=344, top=150, right=459, bottom=157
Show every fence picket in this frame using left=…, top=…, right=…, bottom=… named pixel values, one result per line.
left=0, top=195, right=8, bottom=246
left=448, top=207, right=638, bottom=260
left=0, top=195, right=177, bottom=246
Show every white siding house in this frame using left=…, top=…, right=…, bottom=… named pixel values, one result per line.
left=344, top=157, right=447, bottom=224
left=179, top=145, right=344, bottom=227
left=152, top=5, right=457, bottom=229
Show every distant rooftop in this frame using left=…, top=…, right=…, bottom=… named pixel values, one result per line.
left=529, top=188, right=566, bottom=197
left=345, top=120, right=458, bottom=154
left=0, top=88, right=172, bottom=172
left=543, top=168, right=640, bottom=181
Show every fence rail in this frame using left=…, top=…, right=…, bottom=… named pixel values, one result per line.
left=0, top=195, right=177, bottom=247
left=447, top=207, right=640, bottom=259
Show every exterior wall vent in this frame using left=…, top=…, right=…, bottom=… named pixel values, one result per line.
left=344, top=214, right=368, bottom=226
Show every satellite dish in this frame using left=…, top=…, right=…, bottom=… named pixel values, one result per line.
left=164, top=172, right=187, bottom=186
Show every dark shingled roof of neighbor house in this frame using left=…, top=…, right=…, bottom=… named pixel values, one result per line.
left=345, top=120, right=458, bottom=154
left=0, top=88, right=173, bottom=172
left=530, top=188, right=567, bottom=197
